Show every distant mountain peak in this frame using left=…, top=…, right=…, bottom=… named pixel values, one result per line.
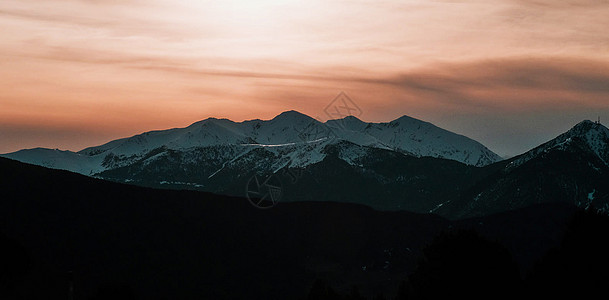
left=272, top=110, right=312, bottom=121
left=568, top=119, right=607, bottom=135
left=560, top=120, right=608, bottom=148
left=566, top=120, right=609, bottom=164
left=340, top=115, right=364, bottom=122
left=325, top=115, right=367, bottom=131
left=392, top=114, right=421, bottom=123
left=187, top=116, right=234, bottom=128
left=509, top=120, right=609, bottom=169
left=380, top=115, right=435, bottom=131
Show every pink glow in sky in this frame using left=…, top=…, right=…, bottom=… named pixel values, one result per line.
left=1, top=0, right=609, bottom=156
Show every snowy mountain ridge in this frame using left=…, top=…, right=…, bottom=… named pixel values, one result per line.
left=508, top=120, right=609, bottom=170
left=1, top=111, right=501, bottom=176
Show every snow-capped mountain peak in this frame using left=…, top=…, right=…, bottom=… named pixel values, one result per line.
left=508, top=120, right=609, bottom=169
left=561, top=120, right=609, bottom=163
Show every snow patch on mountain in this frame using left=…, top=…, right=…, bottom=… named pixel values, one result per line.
left=2, top=148, right=106, bottom=175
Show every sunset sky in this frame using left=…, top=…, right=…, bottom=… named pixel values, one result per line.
left=1, top=0, right=608, bottom=157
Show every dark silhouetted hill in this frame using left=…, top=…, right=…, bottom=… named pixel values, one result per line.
left=1, top=157, right=601, bottom=299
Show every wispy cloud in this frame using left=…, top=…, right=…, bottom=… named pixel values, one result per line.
left=379, top=57, right=609, bottom=109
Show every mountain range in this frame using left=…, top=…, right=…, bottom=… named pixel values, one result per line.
left=2, top=112, right=609, bottom=219
left=1, top=111, right=500, bottom=174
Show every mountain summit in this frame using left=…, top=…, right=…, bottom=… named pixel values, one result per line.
left=509, top=120, right=609, bottom=170
left=560, top=120, right=609, bottom=163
